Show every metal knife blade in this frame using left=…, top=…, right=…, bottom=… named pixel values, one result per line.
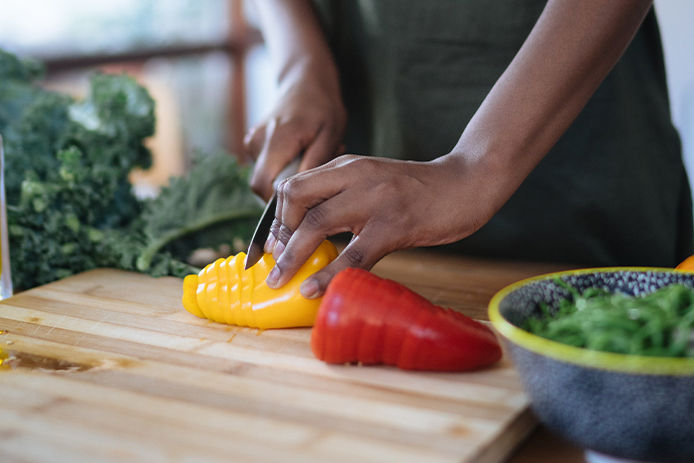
left=245, top=193, right=277, bottom=269
left=244, top=158, right=301, bottom=269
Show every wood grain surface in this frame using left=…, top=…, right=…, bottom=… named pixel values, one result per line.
left=0, top=251, right=578, bottom=463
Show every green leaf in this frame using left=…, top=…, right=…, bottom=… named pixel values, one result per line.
left=1, top=47, right=260, bottom=290
left=135, top=151, right=262, bottom=272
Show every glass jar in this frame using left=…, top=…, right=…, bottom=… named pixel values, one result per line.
left=0, top=135, right=13, bottom=299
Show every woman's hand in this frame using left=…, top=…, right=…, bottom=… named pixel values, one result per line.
left=245, top=0, right=346, bottom=200
left=244, top=71, right=346, bottom=200
left=264, top=153, right=509, bottom=298
left=251, top=0, right=655, bottom=296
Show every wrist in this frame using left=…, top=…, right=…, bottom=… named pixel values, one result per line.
left=432, top=148, right=519, bottom=224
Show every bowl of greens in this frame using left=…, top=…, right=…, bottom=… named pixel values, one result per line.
left=488, top=268, right=694, bottom=463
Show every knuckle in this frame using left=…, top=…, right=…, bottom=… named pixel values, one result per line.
left=280, top=177, right=303, bottom=202
left=276, top=178, right=289, bottom=199
left=275, top=248, right=295, bottom=272
left=277, top=224, right=293, bottom=245
left=342, top=246, right=367, bottom=267
left=331, top=153, right=358, bottom=168
left=269, top=219, right=281, bottom=236
left=304, top=206, right=327, bottom=229
left=310, top=270, right=332, bottom=292
left=338, top=155, right=376, bottom=173
left=337, top=154, right=358, bottom=163
left=244, top=127, right=264, bottom=157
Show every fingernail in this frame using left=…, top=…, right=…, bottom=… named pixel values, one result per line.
left=300, top=278, right=319, bottom=299
left=273, top=241, right=285, bottom=260
left=266, top=266, right=280, bottom=288
left=264, top=234, right=276, bottom=253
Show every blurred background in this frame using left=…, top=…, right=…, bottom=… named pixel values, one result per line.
left=0, top=0, right=277, bottom=197
left=0, top=0, right=692, bottom=200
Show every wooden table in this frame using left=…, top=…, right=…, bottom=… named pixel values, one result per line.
left=0, top=249, right=585, bottom=462
left=374, top=250, right=586, bottom=463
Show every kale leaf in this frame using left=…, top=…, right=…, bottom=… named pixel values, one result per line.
left=2, top=49, right=261, bottom=290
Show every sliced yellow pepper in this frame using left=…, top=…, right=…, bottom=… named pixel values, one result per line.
left=182, top=240, right=338, bottom=329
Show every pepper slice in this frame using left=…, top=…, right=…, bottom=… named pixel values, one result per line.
left=311, top=268, right=502, bottom=371
left=182, top=240, right=338, bottom=329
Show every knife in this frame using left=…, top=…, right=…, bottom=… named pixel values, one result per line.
left=244, top=158, right=301, bottom=269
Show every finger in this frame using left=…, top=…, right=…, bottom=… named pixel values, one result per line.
left=271, top=223, right=294, bottom=261
left=272, top=177, right=287, bottom=252
left=250, top=124, right=303, bottom=200
left=243, top=125, right=265, bottom=162
left=275, top=159, right=356, bottom=240
left=269, top=187, right=296, bottom=259
left=264, top=196, right=286, bottom=254
left=331, top=153, right=359, bottom=167
left=264, top=219, right=279, bottom=254
left=299, top=126, right=341, bottom=171
left=267, top=191, right=365, bottom=289
left=300, top=234, right=385, bottom=298
left=271, top=154, right=363, bottom=263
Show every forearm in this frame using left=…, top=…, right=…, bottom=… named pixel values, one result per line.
left=446, top=0, right=653, bottom=211
left=252, top=0, right=339, bottom=92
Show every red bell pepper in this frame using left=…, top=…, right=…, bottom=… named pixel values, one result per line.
left=311, top=268, right=502, bottom=371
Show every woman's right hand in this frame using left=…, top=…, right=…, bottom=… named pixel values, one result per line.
left=244, top=68, right=347, bottom=200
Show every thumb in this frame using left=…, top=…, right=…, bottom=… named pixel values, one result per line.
left=299, top=236, right=383, bottom=299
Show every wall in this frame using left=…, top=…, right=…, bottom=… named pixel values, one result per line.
left=654, top=0, right=694, bottom=187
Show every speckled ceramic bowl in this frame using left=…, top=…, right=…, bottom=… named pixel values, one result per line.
left=488, top=268, right=694, bottom=463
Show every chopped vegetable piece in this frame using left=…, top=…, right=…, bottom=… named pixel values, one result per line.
left=182, top=240, right=338, bottom=329
left=311, top=268, right=502, bottom=371
left=524, top=280, right=694, bottom=357
left=676, top=255, right=694, bottom=272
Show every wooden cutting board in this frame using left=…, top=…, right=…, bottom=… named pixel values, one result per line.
left=0, top=252, right=572, bottom=463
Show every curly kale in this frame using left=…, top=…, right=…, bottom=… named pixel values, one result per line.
left=1, top=49, right=262, bottom=290
left=134, top=150, right=262, bottom=273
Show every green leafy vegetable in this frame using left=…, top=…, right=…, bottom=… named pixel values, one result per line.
left=524, top=280, right=694, bottom=357
left=1, top=49, right=262, bottom=290
left=133, top=151, right=262, bottom=273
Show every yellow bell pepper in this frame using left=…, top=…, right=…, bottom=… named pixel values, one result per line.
left=182, top=240, right=338, bottom=329
left=676, top=255, right=694, bottom=272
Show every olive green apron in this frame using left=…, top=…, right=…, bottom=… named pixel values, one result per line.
left=313, top=0, right=693, bottom=267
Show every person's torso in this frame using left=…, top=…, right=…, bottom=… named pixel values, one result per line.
left=314, top=0, right=692, bottom=267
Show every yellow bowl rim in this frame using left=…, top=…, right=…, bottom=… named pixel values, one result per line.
left=488, top=266, right=694, bottom=376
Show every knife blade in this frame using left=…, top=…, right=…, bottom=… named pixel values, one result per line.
left=245, top=158, right=301, bottom=269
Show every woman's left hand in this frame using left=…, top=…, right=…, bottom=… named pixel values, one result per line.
left=264, top=152, right=506, bottom=298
